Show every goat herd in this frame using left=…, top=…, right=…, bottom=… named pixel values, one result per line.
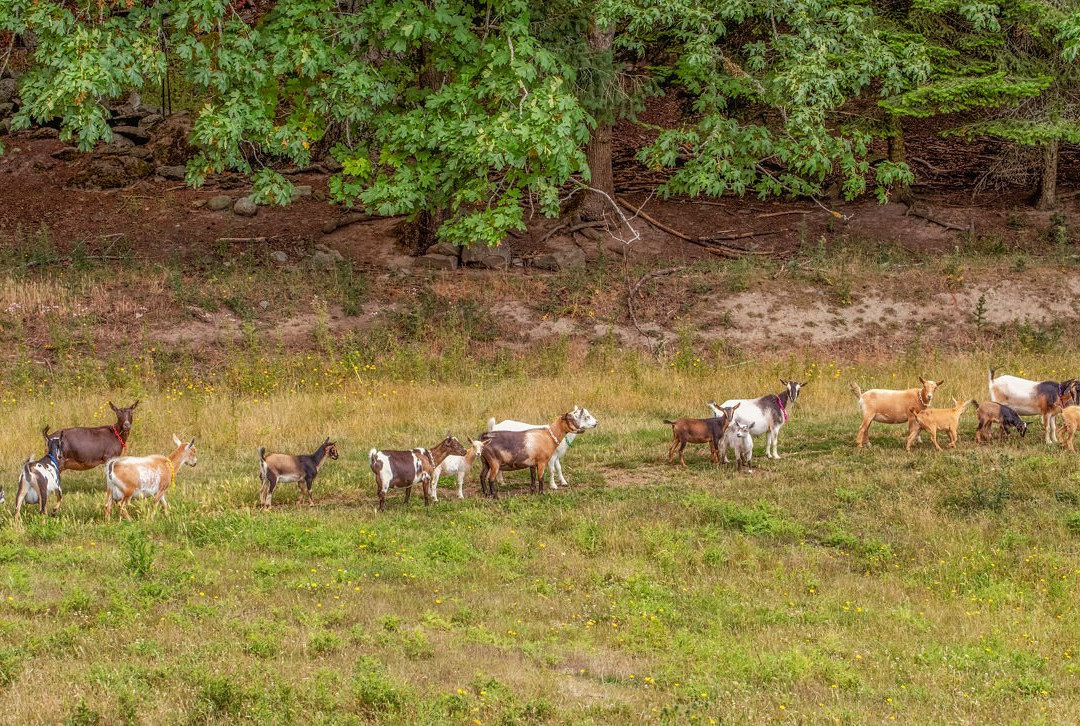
left=1, top=369, right=1077, bottom=519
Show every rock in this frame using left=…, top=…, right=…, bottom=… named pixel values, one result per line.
left=462, top=242, right=510, bottom=269
left=270, top=251, right=289, bottom=264
left=108, top=113, right=145, bottom=128
left=259, top=300, right=270, bottom=310
left=313, top=190, right=326, bottom=202
left=311, top=250, right=344, bottom=269
left=101, top=136, right=134, bottom=153
left=533, top=246, right=586, bottom=271
left=68, top=155, right=154, bottom=189
left=138, top=113, right=164, bottom=128
left=146, top=112, right=194, bottom=165
left=135, top=103, right=162, bottom=116
left=192, top=199, right=207, bottom=209
left=233, top=197, right=258, bottom=217
left=0, top=119, right=10, bottom=135
left=51, top=147, right=81, bottom=161
left=0, top=78, right=16, bottom=104
left=0, top=103, right=13, bottom=117
left=127, top=145, right=153, bottom=159
left=414, top=253, right=459, bottom=271
left=156, top=164, right=186, bottom=181
left=113, top=125, right=151, bottom=145
left=28, top=126, right=60, bottom=139
left=428, top=241, right=460, bottom=258
left=207, top=195, right=233, bottom=211
left=291, top=184, right=313, bottom=199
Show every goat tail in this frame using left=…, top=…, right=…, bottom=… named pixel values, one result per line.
left=849, top=382, right=863, bottom=400
left=486, top=417, right=497, bottom=432
left=368, top=448, right=378, bottom=464
left=257, top=446, right=266, bottom=461
left=989, top=367, right=996, bottom=384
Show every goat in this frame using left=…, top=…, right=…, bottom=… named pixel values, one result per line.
left=974, top=400, right=1028, bottom=443
left=710, top=379, right=806, bottom=461
left=1060, top=405, right=1080, bottom=452
left=725, top=419, right=754, bottom=473
left=905, top=399, right=974, bottom=451
left=369, top=434, right=467, bottom=511
left=487, top=405, right=598, bottom=489
left=988, top=368, right=1065, bottom=444
left=663, top=404, right=739, bottom=467
left=104, top=434, right=197, bottom=519
left=431, top=438, right=486, bottom=501
left=46, top=400, right=139, bottom=472
left=14, top=429, right=64, bottom=518
left=478, top=412, right=583, bottom=498
left=258, top=438, right=339, bottom=510
left=851, top=377, right=942, bottom=448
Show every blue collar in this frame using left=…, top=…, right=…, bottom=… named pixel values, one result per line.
left=47, top=453, right=60, bottom=472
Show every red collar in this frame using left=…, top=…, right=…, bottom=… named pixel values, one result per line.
left=112, top=426, right=128, bottom=450
left=776, top=395, right=788, bottom=423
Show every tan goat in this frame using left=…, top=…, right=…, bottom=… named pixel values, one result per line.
left=905, top=399, right=974, bottom=451
left=1059, top=405, right=1080, bottom=452
left=851, top=377, right=942, bottom=448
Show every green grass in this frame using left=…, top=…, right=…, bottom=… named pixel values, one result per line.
left=1, top=361, right=1080, bottom=723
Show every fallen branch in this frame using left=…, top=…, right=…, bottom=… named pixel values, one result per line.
left=615, top=195, right=775, bottom=255
left=322, top=212, right=376, bottom=234
left=539, top=222, right=568, bottom=243
left=216, top=237, right=269, bottom=243
left=904, top=203, right=972, bottom=232
left=757, top=210, right=811, bottom=219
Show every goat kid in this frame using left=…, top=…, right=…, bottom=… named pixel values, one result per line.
left=1060, top=406, right=1080, bottom=452
left=258, top=438, right=339, bottom=510
left=369, top=434, right=467, bottom=511
left=478, top=413, right=583, bottom=498
left=710, top=379, right=806, bottom=461
left=431, top=438, right=486, bottom=501
left=974, top=401, right=1028, bottom=443
left=851, top=377, right=942, bottom=448
left=988, top=368, right=1065, bottom=444
left=104, top=435, right=197, bottom=519
left=663, top=404, right=740, bottom=467
left=46, top=400, right=139, bottom=472
left=14, top=428, right=64, bottom=518
left=725, top=420, right=754, bottom=473
left=487, top=405, right=598, bottom=489
left=906, top=399, right=974, bottom=451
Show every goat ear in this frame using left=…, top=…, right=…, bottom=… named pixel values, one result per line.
left=780, top=378, right=788, bottom=386
left=936, top=379, right=945, bottom=387
left=918, top=377, right=926, bottom=384
left=189, top=437, right=196, bottom=448
left=172, top=434, right=183, bottom=447
left=801, top=380, right=810, bottom=387
left=466, top=435, right=474, bottom=444
left=130, top=400, right=139, bottom=410
left=109, top=401, right=118, bottom=413
left=42, top=426, right=50, bottom=440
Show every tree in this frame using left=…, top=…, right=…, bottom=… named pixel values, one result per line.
left=880, top=1, right=1080, bottom=209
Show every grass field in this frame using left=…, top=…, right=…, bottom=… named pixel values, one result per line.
left=2, top=356, right=1080, bottom=724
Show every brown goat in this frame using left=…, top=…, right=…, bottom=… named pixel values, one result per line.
left=974, top=401, right=1028, bottom=443
left=851, top=378, right=942, bottom=448
left=258, top=438, right=339, bottom=509
left=663, top=403, right=740, bottom=467
left=47, top=400, right=139, bottom=472
left=478, top=413, right=583, bottom=497
left=905, top=399, right=974, bottom=451
left=1060, top=406, right=1080, bottom=452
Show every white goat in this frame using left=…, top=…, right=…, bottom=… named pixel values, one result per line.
left=709, top=380, right=805, bottom=460
left=725, top=419, right=754, bottom=473
left=431, top=438, right=486, bottom=501
left=487, top=405, right=598, bottom=489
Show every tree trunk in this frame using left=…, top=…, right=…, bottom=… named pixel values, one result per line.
left=1036, top=138, right=1059, bottom=211
left=580, top=21, right=615, bottom=223
left=406, top=42, right=447, bottom=255
left=887, top=113, right=914, bottom=205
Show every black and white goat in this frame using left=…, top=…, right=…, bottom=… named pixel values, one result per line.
left=14, top=429, right=64, bottom=518
left=709, top=379, right=806, bottom=461
left=369, top=434, right=467, bottom=511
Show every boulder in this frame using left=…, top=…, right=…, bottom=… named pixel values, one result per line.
left=533, top=246, right=586, bottom=271
left=0, top=102, right=13, bottom=117
left=101, top=136, right=134, bottom=153
left=138, top=113, right=164, bottom=129
left=233, top=197, right=258, bottom=217
left=414, top=253, right=459, bottom=271
left=28, top=126, right=60, bottom=139
left=311, top=249, right=344, bottom=269
left=291, top=184, right=313, bottom=199
left=207, top=195, right=233, bottom=211
left=68, top=155, right=154, bottom=189
left=270, top=251, right=289, bottom=264
left=156, top=165, right=186, bottom=181
left=427, top=241, right=461, bottom=258
left=0, top=78, right=16, bottom=104
left=147, top=112, right=195, bottom=165
left=113, top=125, right=151, bottom=145
left=51, top=147, right=81, bottom=161
left=462, top=242, right=510, bottom=270
left=127, top=145, right=153, bottom=159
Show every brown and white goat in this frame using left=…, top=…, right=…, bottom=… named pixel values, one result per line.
left=989, top=369, right=1073, bottom=444
left=431, top=438, right=486, bottom=501
left=663, top=403, right=740, bottom=467
left=369, top=434, right=467, bottom=511
left=905, top=399, right=974, bottom=451
left=478, top=412, right=583, bottom=497
left=104, top=434, right=197, bottom=519
left=14, top=430, right=64, bottom=518
left=851, top=377, right=942, bottom=448
left=258, top=438, right=339, bottom=510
